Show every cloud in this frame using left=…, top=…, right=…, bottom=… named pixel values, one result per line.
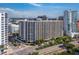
left=0, top=7, right=50, bottom=18
left=0, top=8, right=15, bottom=12
left=29, top=3, right=42, bottom=7
left=0, top=8, right=45, bottom=18
left=0, top=7, right=63, bottom=18
left=0, top=8, right=20, bottom=17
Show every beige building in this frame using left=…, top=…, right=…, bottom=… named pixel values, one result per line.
left=19, top=19, right=63, bottom=43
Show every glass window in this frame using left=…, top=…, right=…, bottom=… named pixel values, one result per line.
left=1, top=17, right=4, bottom=19
left=1, top=14, right=4, bottom=15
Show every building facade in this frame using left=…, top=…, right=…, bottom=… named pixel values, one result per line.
left=8, top=23, right=19, bottom=34
left=64, top=10, right=78, bottom=37
left=0, top=12, right=8, bottom=54
left=19, top=19, right=63, bottom=43
left=77, top=20, right=79, bottom=32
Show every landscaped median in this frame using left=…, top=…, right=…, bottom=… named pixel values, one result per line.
left=35, top=36, right=72, bottom=50
left=32, top=36, right=79, bottom=55
left=33, top=41, right=79, bottom=55
left=54, top=43, right=79, bottom=55
left=35, top=40, right=79, bottom=55
left=37, top=44, right=65, bottom=55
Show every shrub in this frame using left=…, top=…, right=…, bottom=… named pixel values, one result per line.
left=0, top=45, right=4, bottom=48
left=31, top=52, right=39, bottom=55
left=49, top=41, right=53, bottom=46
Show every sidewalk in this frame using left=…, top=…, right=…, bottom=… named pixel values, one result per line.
left=4, top=45, right=31, bottom=55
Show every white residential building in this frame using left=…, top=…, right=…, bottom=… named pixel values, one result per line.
left=8, top=23, right=19, bottom=34
left=0, top=12, right=8, bottom=54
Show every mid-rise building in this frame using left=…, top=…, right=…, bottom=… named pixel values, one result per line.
left=8, top=23, right=19, bottom=34
left=0, top=12, right=8, bottom=54
left=9, top=18, right=26, bottom=23
left=58, top=16, right=64, bottom=20
left=37, top=15, right=48, bottom=20
left=19, top=19, right=63, bottom=43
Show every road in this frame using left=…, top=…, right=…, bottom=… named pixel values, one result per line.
left=37, top=40, right=79, bottom=55
left=37, top=44, right=66, bottom=55
left=5, top=45, right=36, bottom=55
left=9, top=46, right=36, bottom=55
left=5, top=40, right=79, bottom=55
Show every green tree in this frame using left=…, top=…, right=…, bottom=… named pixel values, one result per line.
left=72, top=48, right=79, bottom=53
left=64, top=43, right=75, bottom=53
left=50, top=37, right=55, bottom=41
left=35, top=39, right=44, bottom=46
left=31, top=52, right=39, bottom=55
left=49, top=41, right=53, bottom=46
left=0, top=45, right=4, bottom=48
left=40, top=39, right=44, bottom=44
left=55, top=37, right=63, bottom=44
left=64, top=44, right=75, bottom=49
left=36, top=40, right=41, bottom=45
left=63, top=36, right=72, bottom=43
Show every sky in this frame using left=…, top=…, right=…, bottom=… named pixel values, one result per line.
left=0, top=3, right=79, bottom=18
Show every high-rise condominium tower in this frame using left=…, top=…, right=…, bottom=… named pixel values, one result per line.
left=64, top=10, right=78, bottom=37
left=0, top=12, right=8, bottom=54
